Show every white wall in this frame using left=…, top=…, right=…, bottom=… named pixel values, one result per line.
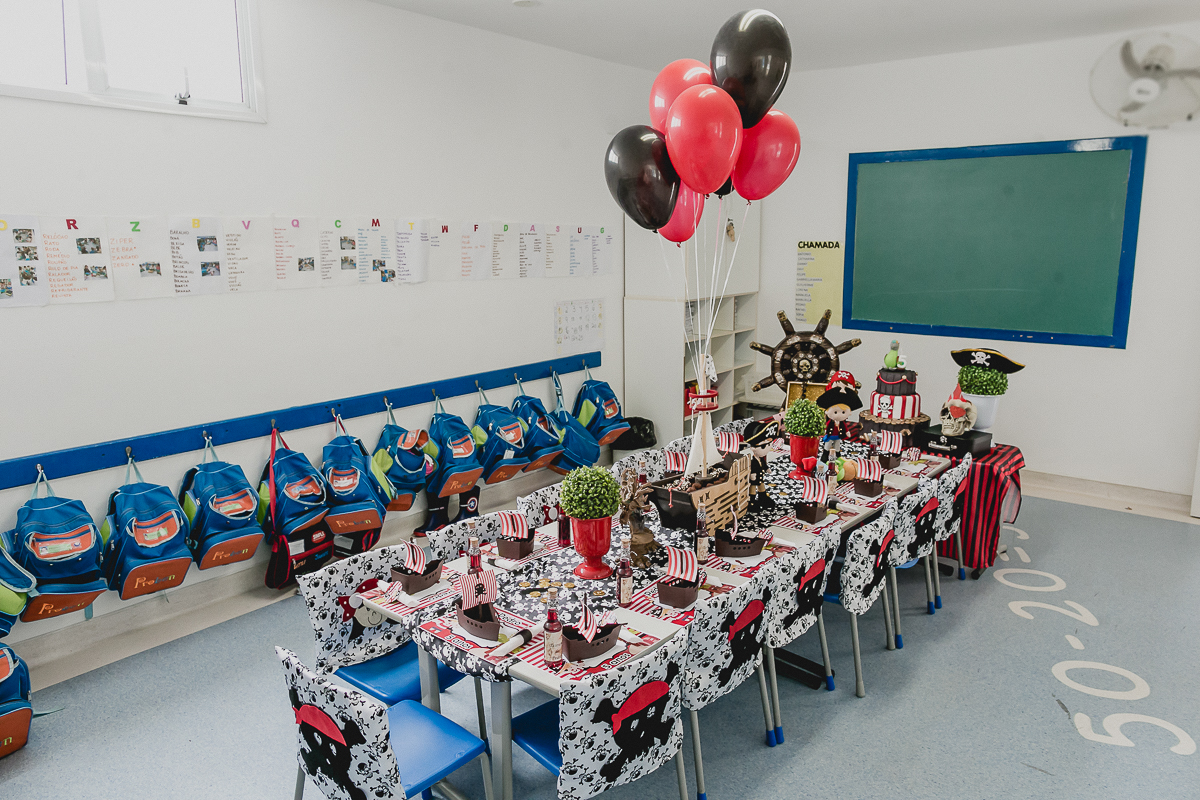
left=759, top=20, right=1200, bottom=494
left=0, top=0, right=650, bottom=643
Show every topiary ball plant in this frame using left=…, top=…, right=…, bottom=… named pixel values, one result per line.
left=958, top=365, right=1008, bottom=396
left=784, top=397, right=826, bottom=437
left=560, top=466, right=621, bottom=520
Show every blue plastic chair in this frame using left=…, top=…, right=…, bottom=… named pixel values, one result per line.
left=277, top=648, right=493, bottom=800
left=336, top=639, right=466, bottom=705
left=884, top=478, right=938, bottom=647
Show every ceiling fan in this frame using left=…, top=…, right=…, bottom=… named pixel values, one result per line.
left=1090, top=32, right=1200, bottom=127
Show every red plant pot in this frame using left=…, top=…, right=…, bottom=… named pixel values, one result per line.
left=571, top=516, right=613, bottom=580
left=790, top=434, right=819, bottom=465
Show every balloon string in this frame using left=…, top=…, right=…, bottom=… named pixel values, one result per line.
left=704, top=194, right=724, bottom=360
left=708, top=201, right=753, bottom=345
left=658, top=234, right=702, bottom=384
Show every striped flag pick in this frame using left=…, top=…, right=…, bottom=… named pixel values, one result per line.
left=902, top=447, right=923, bottom=461
left=665, top=449, right=688, bottom=473
left=664, top=545, right=699, bottom=583
left=400, top=540, right=426, bottom=574
left=853, top=458, right=883, bottom=482
left=497, top=510, right=531, bottom=540
left=878, top=431, right=903, bottom=454
left=717, top=432, right=743, bottom=453
left=798, top=476, right=828, bottom=505
left=459, top=569, right=499, bottom=610
left=577, top=592, right=598, bottom=642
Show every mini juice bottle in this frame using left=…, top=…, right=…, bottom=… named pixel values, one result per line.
left=556, top=502, right=571, bottom=548
left=695, top=502, right=710, bottom=562
left=617, top=535, right=634, bottom=608
left=544, top=587, right=563, bottom=669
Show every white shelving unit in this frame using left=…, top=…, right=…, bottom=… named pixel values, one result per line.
left=623, top=196, right=762, bottom=445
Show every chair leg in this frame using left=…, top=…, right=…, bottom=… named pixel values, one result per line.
left=816, top=611, right=835, bottom=691
left=923, top=555, right=935, bottom=615
left=475, top=678, right=494, bottom=800
left=689, top=709, right=706, bottom=800
left=763, top=646, right=784, bottom=743
left=889, top=567, right=903, bottom=649
left=955, top=528, right=966, bottom=580
left=848, top=611, right=865, bottom=698
left=756, top=662, right=776, bottom=747
left=675, top=748, right=690, bottom=800
left=294, top=763, right=305, bottom=800
left=879, top=578, right=895, bottom=651
left=931, top=550, right=943, bottom=609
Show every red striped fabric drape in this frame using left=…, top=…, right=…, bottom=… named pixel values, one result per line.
left=936, top=444, right=1024, bottom=569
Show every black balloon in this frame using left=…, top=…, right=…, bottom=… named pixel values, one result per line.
left=710, top=10, right=792, bottom=129
left=604, top=125, right=680, bottom=231
left=714, top=176, right=734, bottom=197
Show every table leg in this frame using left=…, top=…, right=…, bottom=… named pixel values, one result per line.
left=490, top=680, right=513, bottom=800
left=888, top=567, right=903, bottom=649
left=816, top=611, right=835, bottom=690
left=879, top=579, right=895, bottom=651
left=418, top=647, right=441, bottom=713
left=764, top=646, right=784, bottom=743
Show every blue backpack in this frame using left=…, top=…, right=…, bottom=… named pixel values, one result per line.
left=549, top=373, right=601, bottom=474
left=471, top=387, right=530, bottom=485
left=424, top=398, right=484, bottom=499
left=0, top=643, right=31, bottom=759
left=179, top=438, right=265, bottom=570
left=322, top=416, right=389, bottom=552
left=100, top=458, right=193, bottom=600
left=0, top=547, right=35, bottom=638
left=572, top=367, right=632, bottom=447
left=371, top=406, right=433, bottom=512
left=511, top=379, right=564, bottom=472
left=7, top=469, right=107, bottom=622
left=259, top=429, right=333, bottom=589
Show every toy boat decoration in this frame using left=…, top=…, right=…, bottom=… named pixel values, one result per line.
left=455, top=567, right=502, bottom=642
left=494, top=510, right=534, bottom=560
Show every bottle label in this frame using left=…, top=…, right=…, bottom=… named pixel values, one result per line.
left=696, top=536, right=709, bottom=561
left=619, top=576, right=633, bottom=605
left=544, top=630, right=562, bottom=663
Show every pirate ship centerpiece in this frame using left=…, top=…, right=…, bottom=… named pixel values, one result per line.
left=869, top=429, right=906, bottom=470
left=494, top=510, right=534, bottom=560
left=848, top=456, right=884, bottom=498
left=748, top=309, right=862, bottom=403
left=390, top=540, right=443, bottom=595
left=713, top=513, right=769, bottom=559
left=858, top=340, right=930, bottom=445
left=562, top=591, right=623, bottom=662
left=455, top=561, right=503, bottom=642
left=647, top=450, right=750, bottom=533
left=793, top=474, right=830, bottom=524
left=658, top=545, right=703, bottom=609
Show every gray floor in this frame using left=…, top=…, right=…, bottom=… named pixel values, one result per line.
left=2, top=497, right=1198, bottom=799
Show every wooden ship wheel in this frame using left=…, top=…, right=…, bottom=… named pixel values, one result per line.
left=749, top=309, right=862, bottom=394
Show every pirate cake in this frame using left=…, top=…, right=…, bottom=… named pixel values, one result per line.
left=858, top=340, right=930, bottom=444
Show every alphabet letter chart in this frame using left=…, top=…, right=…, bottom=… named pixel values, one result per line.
left=554, top=298, right=604, bottom=356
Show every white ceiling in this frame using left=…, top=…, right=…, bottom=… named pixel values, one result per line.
left=371, top=0, right=1200, bottom=72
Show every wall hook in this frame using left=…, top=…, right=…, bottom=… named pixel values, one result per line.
left=125, top=446, right=132, bottom=458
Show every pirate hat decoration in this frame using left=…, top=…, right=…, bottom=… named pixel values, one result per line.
left=742, top=416, right=780, bottom=448
left=816, top=385, right=863, bottom=411
left=951, top=348, right=1025, bottom=374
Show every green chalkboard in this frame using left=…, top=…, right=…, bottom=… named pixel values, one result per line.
left=843, top=138, right=1145, bottom=348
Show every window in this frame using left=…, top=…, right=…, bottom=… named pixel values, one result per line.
left=0, top=0, right=263, bottom=121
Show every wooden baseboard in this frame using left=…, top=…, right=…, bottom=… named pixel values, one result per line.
left=1021, top=470, right=1200, bottom=526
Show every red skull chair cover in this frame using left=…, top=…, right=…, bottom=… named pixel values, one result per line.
left=827, top=504, right=898, bottom=697
left=932, top=453, right=973, bottom=586
left=510, top=632, right=690, bottom=800
left=516, top=483, right=565, bottom=530
left=884, top=477, right=938, bottom=648
left=277, top=647, right=491, bottom=800
left=293, top=548, right=476, bottom=725
left=680, top=573, right=777, bottom=800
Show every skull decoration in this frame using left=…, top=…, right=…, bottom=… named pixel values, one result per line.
left=940, top=398, right=977, bottom=436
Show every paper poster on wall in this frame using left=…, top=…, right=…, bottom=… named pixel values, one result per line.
left=490, top=222, right=519, bottom=280
left=555, top=298, right=605, bottom=356
left=516, top=223, right=546, bottom=279
left=274, top=217, right=321, bottom=290
left=458, top=222, right=490, bottom=281
left=108, top=217, right=174, bottom=300
left=222, top=217, right=275, bottom=293
left=316, top=218, right=360, bottom=287
left=795, top=239, right=844, bottom=325
left=543, top=224, right=566, bottom=278
left=39, top=217, right=116, bottom=304
left=356, top=217, right=396, bottom=285
left=588, top=225, right=614, bottom=276
left=0, top=215, right=50, bottom=307
left=567, top=227, right=592, bottom=278
left=168, top=217, right=229, bottom=296
left=395, top=219, right=429, bottom=284
left=426, top=220, right=455, bottom=282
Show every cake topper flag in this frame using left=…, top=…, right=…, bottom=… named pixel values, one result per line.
left=401, top=540, right=426, bottom=575
left=665, top=545, right=699, bottom=583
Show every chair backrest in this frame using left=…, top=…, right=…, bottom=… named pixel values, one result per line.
left=276, top=647, right=403, bottom=800
left=888, top=477, right=938, bottom=565
left=713, top=418, right=752, bottom=436
left=609, top=449, right=667, bottom=484
left=840, top=503, right=898, bottom=616
left=557, top=632, right=686, bottom=800
left=934, top=454, right=972, bottom=542
left=766, top=524, right=840, bottom=648
left=295, top=547, right=412, bottom=673
left=515, top=483, right=563, bottom=530
left=681, top=571, right=774, bottom=711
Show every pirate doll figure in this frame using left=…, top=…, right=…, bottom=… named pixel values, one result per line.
left=742, top=412, right=783, bottom=514
left=816, top=374, right=863, bottom=443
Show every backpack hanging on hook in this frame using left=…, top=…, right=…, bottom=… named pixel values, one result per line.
left=424, top=395, right=484, bottom=498
left=179, top=435, right=265, bottom=570
left=321, top=414, right=389, bottom=556
left=259, top=427, right=332, bottom=589
left=371, top=401, right=434, bottom=513
left=471, top=383, right=531, bottom=485
left=572, top=364, right=632, bottom=446
left=0, top=542, right=35, bottom=638
left=548, top=372, right=601, bottom=474
left=0, top=643, right=32, bottom=758
left=511, top=374, right=565, bottom=472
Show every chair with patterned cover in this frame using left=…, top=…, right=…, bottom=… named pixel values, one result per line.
left=824, top=504, right=898, bottom=697
left=510, top=632, right=690, bottom=800
left=679, top=572, right=777, bottom=800
left=885, top=477, right=938, bottom=647
left=294, top=548, right=469, bottom=709
left=425, top=512, right=502, bottom=562
left=761, top=524, right=841, bottom=741
left=933, top=454, right=973, bottom=585
left=277, top=647, right=492, bottom=800
left=516, top=483, right=565, bottom=530
left=610, top=449, right=667, bottom=484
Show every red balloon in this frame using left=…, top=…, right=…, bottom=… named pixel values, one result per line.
left=649, top=59, right=712, bottom=132
left=731, top=109, right=800, bottom=201
left=665, top=85, right=743, bottom=195
left=658, top=183, right=705, bottom=243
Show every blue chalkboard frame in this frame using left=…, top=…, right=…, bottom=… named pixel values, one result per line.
left=841, top=136, right=1147, bottom=348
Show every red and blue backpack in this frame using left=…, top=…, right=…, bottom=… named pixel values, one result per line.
left=259, top=428, right=333, bottom=588
left=511, top=378, right=564, bottom=472
left=0, top=643, right=31, bottom=759
left=471, top=386, right=530, bottom=485
left=572, top=366, right=631, bottom=447
left=322, top=415, right=389, bottom=555
left=179, top=438, right=265, bottom=570
left=100, top=457, right=193, bottom=600
left=423, top=397, right=484, bottom=499
left=371, top=404, right=434, bottom=512
left=549, top=373, right=601, bottom=474
left=0, top=546, right=35, bottom=638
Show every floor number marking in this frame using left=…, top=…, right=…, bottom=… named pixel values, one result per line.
left=1074, top=713, right=1196, bottom=755
left=1008, top=600, right=1098, bottom=626
left=1052, top=660, right=1150, bottom=701
left=1004, top=524, right=1029, bottom=540
left=1014, top=546, right=1031, bottom=563
left=1065, top=635, right=1085, bottom=650
left=993, top=569, right=1066, bottom=592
